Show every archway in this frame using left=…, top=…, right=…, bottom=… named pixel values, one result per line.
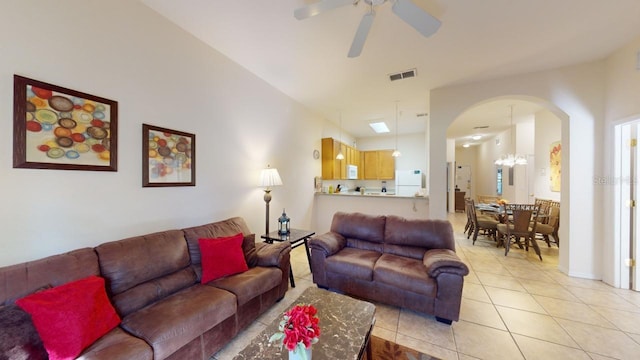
left=428, top=64, right=604, bottom=280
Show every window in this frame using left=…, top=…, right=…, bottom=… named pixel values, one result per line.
left=496, top=167, right=503, bottom=196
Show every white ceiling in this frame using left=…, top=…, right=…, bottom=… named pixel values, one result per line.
left=141, top=0, right=640, bottom=145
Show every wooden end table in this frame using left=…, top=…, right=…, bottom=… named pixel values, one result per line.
left=261, top=229, right=315, bottom=288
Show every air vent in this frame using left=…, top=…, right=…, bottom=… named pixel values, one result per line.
left=473, top=125, right=489, bottom=129
left=416, top=113, right=428, bottom=117
left=389, top=68, right=417, bottom=81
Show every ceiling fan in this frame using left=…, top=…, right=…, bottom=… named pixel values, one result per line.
left=294, top=0, right=441, bottom=58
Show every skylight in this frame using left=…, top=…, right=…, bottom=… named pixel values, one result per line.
left=369, top=122, right=390, bottom=133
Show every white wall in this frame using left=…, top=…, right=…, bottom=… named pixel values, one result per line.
left=0, top=1, right=325, bottom=266
left=534, top=110, right=562, bottom=201
left=602, top=36, right=640, bottom=286
left=430, top=61, right=605, bottom=280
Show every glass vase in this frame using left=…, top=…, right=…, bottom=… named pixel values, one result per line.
left=288, top=346, right=312, bottom=360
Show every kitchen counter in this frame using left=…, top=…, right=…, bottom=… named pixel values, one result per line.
left=316, top=192, right=428, bottom=199
left=312, top=192, right=430, bottom=234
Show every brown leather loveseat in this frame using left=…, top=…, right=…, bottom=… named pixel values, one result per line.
left=0, top=217, right=291, bottom=360
left=309, top=212, right=468, bottom=324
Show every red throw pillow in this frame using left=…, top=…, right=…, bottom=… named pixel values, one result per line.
left=199, top=233, right=249, bottom=283
left=16, top=275, right=121, bottom=360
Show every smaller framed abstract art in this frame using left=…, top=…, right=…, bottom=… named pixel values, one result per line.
left=142, top=124, right=195, bottom=187
left=550, top=141, right=561, bottom=192
left=13, top=75, right=118, bottom=171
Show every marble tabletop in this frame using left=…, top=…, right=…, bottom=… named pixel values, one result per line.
left=232, top=287, right=376, bottom=360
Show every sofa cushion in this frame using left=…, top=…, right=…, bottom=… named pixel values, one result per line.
left=242, top=233, right=259, bottom=267
left=325, top=248, right=381, bottom=281
left=121, top=285, right=236, bottom=360
left=79, top=327, right=153, bottom=360
left=96, top=230, right=191, bottom=295
left=384, top=216, right=456, bottom=253
left=0, top=304, right=47, bottom=360
left=182, top=217, right=252, bottom=265
left=16, top=275, right=120, bottom=360
left=330, top=212, right=386, bottom=244
left=96, top=230, right=195, bottom=316
left=199, top=233, right=248, bottom=283
left=0, top=247, right=99, bottom=306
left=110, top=268, right=197, bottom=317
left=374, top=254, right=436, bottom=297
left=209, top=266, right=282, bottom=306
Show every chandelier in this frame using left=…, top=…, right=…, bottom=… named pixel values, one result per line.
left=495, top=105, right=527, bottom=167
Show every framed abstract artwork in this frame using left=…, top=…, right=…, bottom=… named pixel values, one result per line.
left=142, top=124, right=195, bottom=187
left=550, top=141, right=561, bottom=192
left=13, top=75, right=118, bottom=171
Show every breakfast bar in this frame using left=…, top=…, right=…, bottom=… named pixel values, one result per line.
left=312, top=192, right=429, bottom=234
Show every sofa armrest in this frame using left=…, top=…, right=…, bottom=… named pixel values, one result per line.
left=255, top=242, right=291, bottom=267
left=308, top=232, right=346, bottom=256
left=423, top=249, right=469, bottom=277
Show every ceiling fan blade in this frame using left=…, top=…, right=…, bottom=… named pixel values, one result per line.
left=348, top=12, right=375, bottom=58
left=294, top=0, right=354, bottom=20
left=392, top=0, right=441, bottom=38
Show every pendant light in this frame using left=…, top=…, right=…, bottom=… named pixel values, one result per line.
left=336, top=112, right=345, bottom=160
left=392, top=102, right=401, bottom=157
left=494, top=105, right=527, bottom=167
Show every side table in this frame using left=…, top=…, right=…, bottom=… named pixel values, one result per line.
left=261, top=229, right=315, bottom=288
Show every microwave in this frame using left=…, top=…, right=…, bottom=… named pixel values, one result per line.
left=347, top=165, right=358, bottom=179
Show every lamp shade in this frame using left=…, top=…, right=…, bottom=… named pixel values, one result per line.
left=259, top=166, right=283, bottom=188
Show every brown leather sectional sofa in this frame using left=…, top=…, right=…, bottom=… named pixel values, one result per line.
left=0, top=217, right=291, bottom=359
left=309, top=212, right=469, bottom=324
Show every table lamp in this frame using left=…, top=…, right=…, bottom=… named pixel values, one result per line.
left=259, top=165, right=282, bottom=235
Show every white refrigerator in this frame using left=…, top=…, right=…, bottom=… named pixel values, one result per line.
left=395, top=170, right=423, bottom=196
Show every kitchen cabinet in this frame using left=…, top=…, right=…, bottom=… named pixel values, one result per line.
left=361, top=150, right=395, bottom=180
left=377, top=150, right=395, bottom=179
left=322, top=138, right=359, bottom=180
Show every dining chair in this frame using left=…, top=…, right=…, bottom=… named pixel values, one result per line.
left=534, top=198, right=551, bottom=224
left=477, top=194, right=500, bottom=204
left=496, top=203, right=543, bottom=260
left=467, top=199, right=499, bottom=245
left=536, top=201, right=560, bottom=247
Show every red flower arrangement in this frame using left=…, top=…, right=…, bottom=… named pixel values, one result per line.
left=269, top=304, right=320, bottom=357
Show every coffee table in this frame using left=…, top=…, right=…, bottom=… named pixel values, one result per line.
left=232, top=287, right=376, bottom=360
left=261, top=229, right=315, bottom=287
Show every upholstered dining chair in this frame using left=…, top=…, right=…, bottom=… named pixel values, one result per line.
left=536, top=201, right=560, bottom=247
left=467, top=199, right=500, bottom=245
left=534, top=198, right=551, bottom=224
left=496, top=203, right=543, bottom=260
left=477, top=194, right=500, bottom=204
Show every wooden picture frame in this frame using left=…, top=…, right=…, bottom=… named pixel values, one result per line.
left=142, top=124, right=195, bottom=187
left=13, top=75, right=118, bottom=171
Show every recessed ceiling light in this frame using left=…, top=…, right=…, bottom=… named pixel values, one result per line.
left=369, top=122, right=390, bottom=133
left=472, top=135, right=482, bottom=140
left=463, top=144, right=470, bottom=148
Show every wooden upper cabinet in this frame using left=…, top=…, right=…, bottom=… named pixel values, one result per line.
left=321, top=137, right=349, bottom=180
left=322, top=138, right=393, bottom=180
left=362, top=150, right=395, bottom=180
left=377, top=150, right=395, bottom=179
left=363, top=151, right=378, bottom=180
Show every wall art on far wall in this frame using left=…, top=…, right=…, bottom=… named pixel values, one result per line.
left=13, top=75, right=118, bottom=171
left=550, top=141, right=561, bottom=192
left=142, top=124, right=195, bottom=187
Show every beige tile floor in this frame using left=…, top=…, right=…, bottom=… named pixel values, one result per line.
left=213, top=213, right=640, bottom=360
